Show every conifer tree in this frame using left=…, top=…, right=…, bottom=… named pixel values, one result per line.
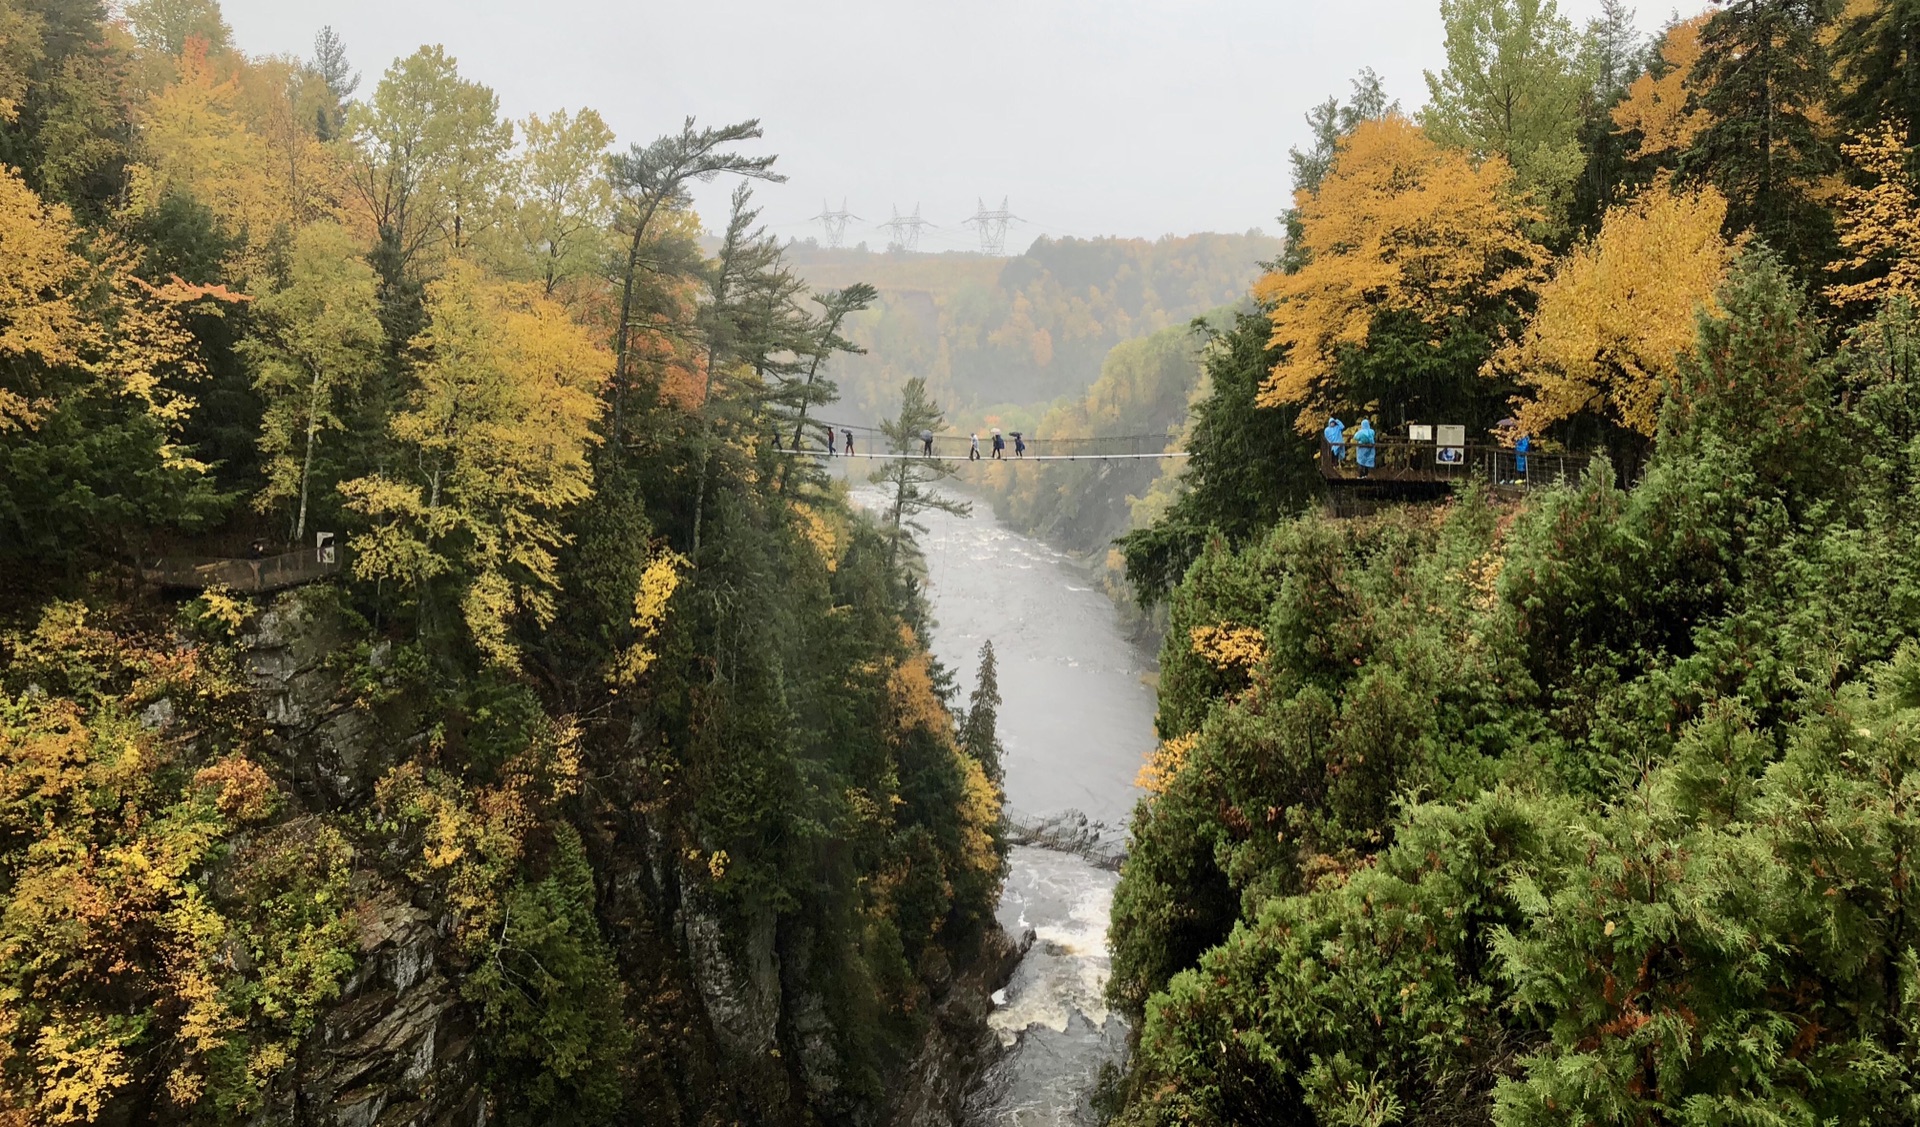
left=1684, top=0, right=1841, bottom=272
left=1830, top=0, right=1920, bottom=155
left=871, top=377, right=969, bottom=575
left=960, top=641, right=1004, bottom=783
left=606, top=117, right=782, bottom=425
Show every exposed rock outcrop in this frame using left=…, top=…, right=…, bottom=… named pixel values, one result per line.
left=256, top=892, right=483, bottom=1127
left=887, top=926, right=1027, bottom=1127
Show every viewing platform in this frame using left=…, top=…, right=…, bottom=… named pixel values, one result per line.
left=142, top=546, right=341, bottom=594
left=1318, top=436, right=1592, bottom=515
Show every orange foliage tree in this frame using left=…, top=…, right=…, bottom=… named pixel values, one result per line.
left=1254, top=115, right=1546, bottom=431
left=1498, top=184, right=1739, bottom=437
left=1612, top=15, right=1713, bottom=165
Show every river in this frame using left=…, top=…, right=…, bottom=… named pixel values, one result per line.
left=895, top=492, right=1160, bottom=1125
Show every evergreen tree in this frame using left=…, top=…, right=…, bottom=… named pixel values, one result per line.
left=773, top=282, right=877, bottom=489
left=309, top=26, right=359, bottom=140
left=1830, top=0, right=1920, bottom=154
left=871, top=377, right=969, bottom=575
left=959, top=641, right=1003, bottom=783
left=1118, top=311, right=1320, bottom=604
left=1280, top=70, right=1396, bottom=275
left=1568, top=0, right=1646, bottom=233
left=1684, top=0, right=1841, bottom=272
left=606, top=117, right=782, bottom=429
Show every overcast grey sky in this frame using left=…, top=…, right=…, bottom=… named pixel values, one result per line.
left=220, top=0, right=1711, bottom=251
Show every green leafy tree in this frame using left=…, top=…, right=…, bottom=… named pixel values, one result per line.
left=491, top=107, right=615, bottom=297
left=344, top=46, right=513, bottom=291
left=1423, top=0, right=1591, bottom=225
left=123, top=0, right=230, bottom=56
left=241, top=223, right=383, bottom=542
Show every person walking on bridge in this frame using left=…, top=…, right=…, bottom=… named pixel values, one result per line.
left=1011, top=432, right=1026, bottom=458
left=1354, top=418, right=1376, bottom=478
left=824, top=425, right=836, bottom=456
left=970, top=433, right=981, bottom=461
left=991, top=430, right=1005, bottom=459
left=844, top=430, right=855, bottom=456
left=920, top=428, right=935, bottom=457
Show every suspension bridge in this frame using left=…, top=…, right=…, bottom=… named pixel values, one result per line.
left=779, top=420, right=1191, bottom=462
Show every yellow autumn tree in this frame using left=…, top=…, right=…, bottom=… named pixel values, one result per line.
left=243, top=222, right=384, bottom=541
left=1826, top=120, right=1920, bottom=309
left=0, top=165, right=233, bottom=448
left=1254, top=115, right=1545, bottom=431
left=609, top=550, right=685, bottom=686
left=1498, top=184, right=1738, bottom=437
left=132, top=37, right=284, bottom=272
left=0, top=166, right=90, bottom=431
left=1612, top=15, right=1712, bottom=163
left=340, top=260, right=612, bottom=667
left=235, top=55, right=344, bottom=231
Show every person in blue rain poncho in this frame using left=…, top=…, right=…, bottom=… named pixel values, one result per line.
left=1515, top=432, right=1530, bottom=478
left=1323, top=417, right=1345, bottom=462
left=1353, top=418, right=1376, bottom=476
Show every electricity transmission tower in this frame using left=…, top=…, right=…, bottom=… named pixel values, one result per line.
left=809, top=198, right=859, bottom=248
left=963, top=197, right=1022, bottom=255
left=879, top=204, right=934, bottom=253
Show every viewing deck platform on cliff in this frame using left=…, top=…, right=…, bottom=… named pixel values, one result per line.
left=142, top=546, right=341, bottom=594
left=1318, top=437, right=1592, bottom=515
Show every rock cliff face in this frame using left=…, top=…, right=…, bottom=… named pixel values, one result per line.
left=233, top=591, right=1018, bottom=1125
left=272, top=895, right=483, bottom=1127
left=887, top=928, right=1027, bottom=1127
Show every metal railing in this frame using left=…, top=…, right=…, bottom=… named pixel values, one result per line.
left=1318, top=437, right=1589, bottom=490
left=142, top=548, right=341, bottom=594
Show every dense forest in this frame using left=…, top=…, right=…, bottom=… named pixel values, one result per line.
left=782, top=232, right=1278, bottom=422
left=0, top=2, right=1012, bottom=1124
left=1107, top=0, right=1920, bottom=1124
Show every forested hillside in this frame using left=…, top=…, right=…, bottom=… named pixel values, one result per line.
left=1107, top=0, right=1920, bottom=1123
left=782, top=231, right=1279, bottom=420
left=0, top=2, right=1010, bottom=1124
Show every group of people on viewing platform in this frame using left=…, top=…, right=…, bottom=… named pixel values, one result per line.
left=1323, top=417, right=1379, bottom=476
left=1322, top=417, right=1534, bottom=482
